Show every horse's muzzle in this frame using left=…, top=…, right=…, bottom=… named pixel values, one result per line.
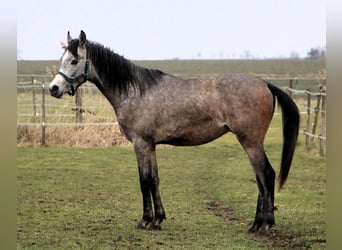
left=49, top=84, right=63, bottom=98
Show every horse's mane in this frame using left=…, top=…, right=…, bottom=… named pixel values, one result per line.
left=67, top=39, right=165, bottom=95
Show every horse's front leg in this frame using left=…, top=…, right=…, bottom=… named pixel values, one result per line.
left=150, top=147, right=166, bottom=229
left=136, top=170, right=153, bottom=230
left=134, top=139, right=165, bottom=230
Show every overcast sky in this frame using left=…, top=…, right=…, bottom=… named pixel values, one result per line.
left=17, top=0, right=326, bottom=60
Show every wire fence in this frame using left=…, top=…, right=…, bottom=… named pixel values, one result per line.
left=17, top=75, right=326, bottom=154
left=283, top=87, right=326, bottom=156
left=17, top=75, right=117, bottom=127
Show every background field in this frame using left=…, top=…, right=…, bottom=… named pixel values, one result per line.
left=18, top=58, right=326, bottom=78
left=17, top=59, right=326, bottom=249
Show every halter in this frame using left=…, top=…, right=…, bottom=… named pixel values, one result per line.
left=57, top=59, right=91, bottom=96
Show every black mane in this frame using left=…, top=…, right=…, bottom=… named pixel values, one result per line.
left=67, top=39, right=165, bottom=95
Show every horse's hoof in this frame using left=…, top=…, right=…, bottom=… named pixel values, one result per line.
left=136, top=220, right=150, bottom=230
left=248, top=224, right=259, bottom=233
left=150, top=223, right=162, bottom=230
left=248, top=220, right=274, bottom=235
left=248, top=222, right=262, bottom=233
left=136, top=224, right=146, bottom=230
left=257, top=223, right=273, bottom=235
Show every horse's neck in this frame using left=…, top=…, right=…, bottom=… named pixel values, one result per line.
left=88, top=63, right=137, bottom=114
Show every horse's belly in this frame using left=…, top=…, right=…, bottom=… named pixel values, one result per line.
left=156, top=122, right=230, bottom=146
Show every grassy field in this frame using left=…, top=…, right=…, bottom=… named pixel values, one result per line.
left=17, top=118, right=326, bottom=249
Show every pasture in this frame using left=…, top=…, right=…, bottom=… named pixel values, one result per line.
left=17, top=59, right=326, bottom=249
left=17, top=126, right=326, bottom=249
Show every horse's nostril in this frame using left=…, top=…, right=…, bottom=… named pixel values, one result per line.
left=50, top=85, right=59, bottom=93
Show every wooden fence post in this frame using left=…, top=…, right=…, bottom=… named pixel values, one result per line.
left=32, top=75, right=37, bottom=122
left=320, top=94, right=326, bottom=156
left=288, top=79, right=293, bottom=98
left=75, top=88, right=83, bottom=123
left=311, top=94, right=321, bottom=142
left=305, top=91, right=311, bottom=148
left=41, top=82, right=46, bottom=146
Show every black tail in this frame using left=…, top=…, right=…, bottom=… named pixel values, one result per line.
left=267, top=83, right=300, bottom=190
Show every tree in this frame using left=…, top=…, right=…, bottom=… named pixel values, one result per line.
left=306, top=47, right=326, bottom=60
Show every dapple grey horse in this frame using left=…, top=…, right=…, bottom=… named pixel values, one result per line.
left=49, top=31, right=299, bottom=234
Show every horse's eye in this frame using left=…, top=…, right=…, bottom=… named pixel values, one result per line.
left=71, top=59, right=78, bottom=65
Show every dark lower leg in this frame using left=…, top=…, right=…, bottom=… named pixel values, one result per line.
left=137, top=182, right=153, bottom=229
left=259, top=158, right=275, bottom=233
left=151, top=186, right=165, bottom=229
left=255, top=155, right=276, bottom=234
left=150, top=162, right=166, bottom=229
left=134, top=140, right=156, bottom=229
left=249, top=178, right=264, bottom=233
left=241, top=146, right=275, bottom=233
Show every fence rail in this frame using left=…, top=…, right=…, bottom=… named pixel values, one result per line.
left=17, top=75, right=326, bottom=154
left=280, top=86, right=326, bottom=156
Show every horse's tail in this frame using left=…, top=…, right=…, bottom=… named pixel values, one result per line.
left=266, top=82, right=300, bottom=190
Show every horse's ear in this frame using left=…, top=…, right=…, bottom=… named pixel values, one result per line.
left=60, top=41, right=67, bottom=49
left=67, top=31, right=72, bottom=45
left=79, top=30, right=86, bottom=48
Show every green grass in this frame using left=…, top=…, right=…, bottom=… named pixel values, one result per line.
left=17, top=133, right=326, bottom=249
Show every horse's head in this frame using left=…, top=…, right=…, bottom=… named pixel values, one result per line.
left=49, top=30, right=89, bottom=98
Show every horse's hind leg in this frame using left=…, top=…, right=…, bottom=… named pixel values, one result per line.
left=237, top=135, right=275, bottom=234
left=250, top=155, right=275, bottom=234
